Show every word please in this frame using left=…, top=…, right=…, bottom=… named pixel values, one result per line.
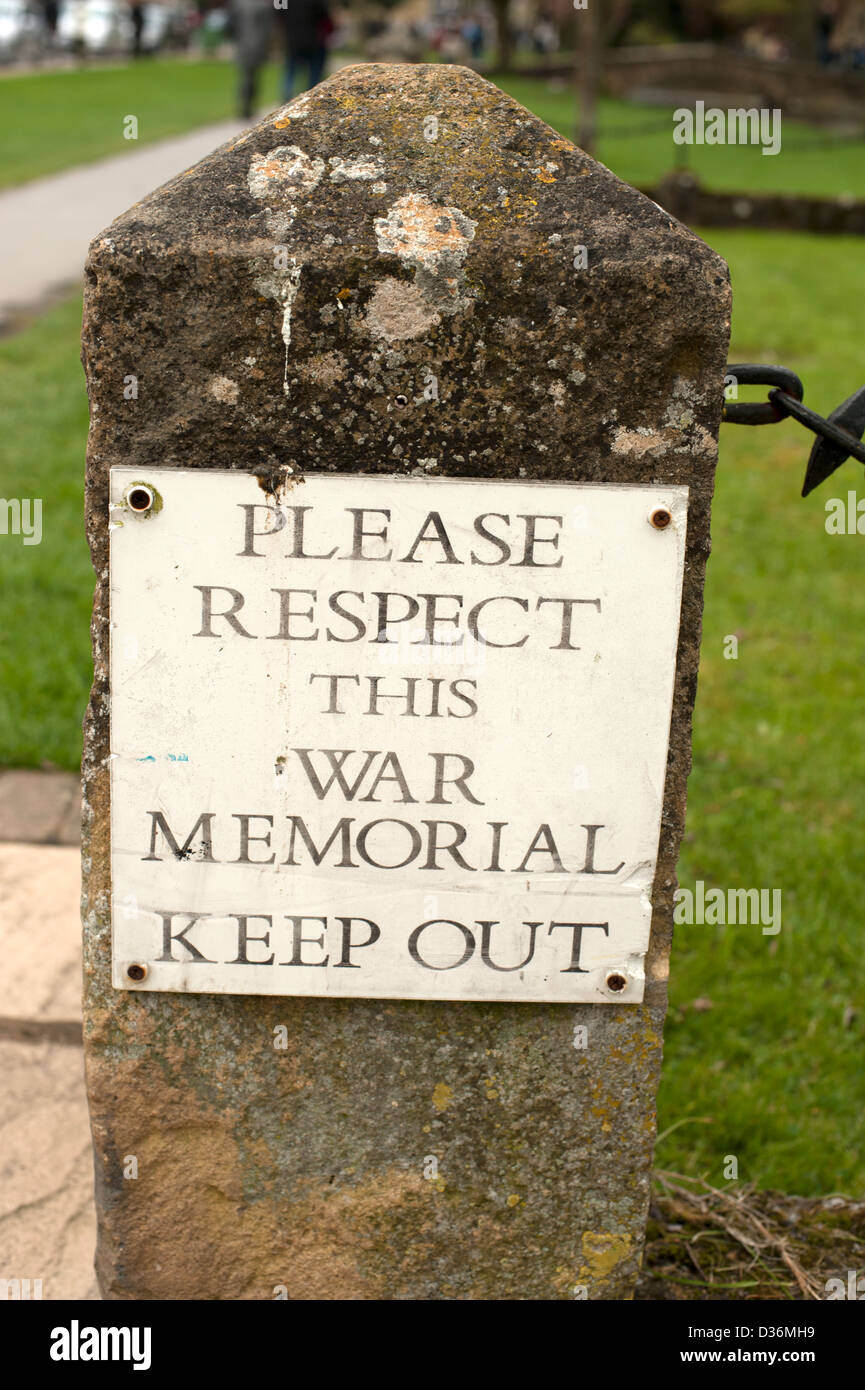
left=238, top=504, right=571, bottom=567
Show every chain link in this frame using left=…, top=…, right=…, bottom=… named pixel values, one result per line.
left=722, top=364, right=865, bottom=495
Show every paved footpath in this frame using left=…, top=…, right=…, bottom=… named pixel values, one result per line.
left=0, top=117, right=249, bottom=327
left=0, top=771, right=97, bottom=1299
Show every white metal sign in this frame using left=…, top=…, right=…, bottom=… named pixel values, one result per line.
left=109, top=468, right=687, bottom=1003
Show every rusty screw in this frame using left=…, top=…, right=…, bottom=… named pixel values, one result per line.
left=125, top=484, right=155, bottom=514
left=650, top=507, right=672, bottom=530
left=126, top=963, right=147, bottom=982
left=605, top=971, right=627, bottom=993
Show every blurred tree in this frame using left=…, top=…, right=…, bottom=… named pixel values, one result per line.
left=677, top=0, right=725, bottom=37
left=490, top=0, right=512, bottom=71
left=575, top=0, right=632, bottom=153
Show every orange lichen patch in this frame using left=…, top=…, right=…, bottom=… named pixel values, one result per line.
left=611, top=426, right=666, bottom=457
left=375, top=193, right=475, bottom=272
left=534, top=169, right=557, bottom=183
left=248, top=146, right=324, bottom=202
left=255, top=157, right=288, bottom=180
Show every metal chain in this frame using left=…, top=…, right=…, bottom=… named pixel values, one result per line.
left=722, top=364, right=865, bottom=496
left=768, top=390, right=865, bottom=465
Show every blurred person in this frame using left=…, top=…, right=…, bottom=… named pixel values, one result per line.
left=439, top=27, right=467, bottom=61
left=130, top=0, right=144, bottom=56
left=829, top=0, right=865, bottom=67
left=199, top=6, right=230, bottom=54
left=280, top=0, right=331, bottom=102
left=816, top=0, right=841, bottom=64
left=233, top=0, right=274, bottom=118
left=461, top=14, right=483, bottom=58
left=532, top=10, right=557, bottom=55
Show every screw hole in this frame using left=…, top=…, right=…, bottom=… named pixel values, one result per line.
left=650, top=508, right=672, bottom=530
left=606, top=971, right=627, bottom=993
left=394, top=394, right=408, bottom=407
left=126, top=963, right=147, bottom=982
left=126, top=485, right=154, bottom=514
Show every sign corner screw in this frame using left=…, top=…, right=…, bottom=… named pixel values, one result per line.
left=124, top=483, right=156, bottom=515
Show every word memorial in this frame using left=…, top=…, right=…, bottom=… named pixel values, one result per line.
left=110, top=469, right=687, bottom=1004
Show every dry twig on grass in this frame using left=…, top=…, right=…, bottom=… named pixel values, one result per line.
left=638, top=1171, right=865, bottom=1300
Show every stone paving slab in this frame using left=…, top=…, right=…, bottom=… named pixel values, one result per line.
left=0, top=1040, right=98, bottom=1300
left=0, top=843, right=82, bottom=1023
left=56, top=787, right=83, bottom=848
left=0, top=770, right=80, bottom=846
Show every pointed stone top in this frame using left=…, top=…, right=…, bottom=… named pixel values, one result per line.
left=96, top=61, right=708, bottom=263
left=83, top=62, right=729, bottom=493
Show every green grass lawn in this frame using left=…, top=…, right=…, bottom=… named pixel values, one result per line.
left=0, top=296, right=92, bottom=767
left=1, top=60, right=864, bottom=197
left=657, top=229, right=865, bottom=1198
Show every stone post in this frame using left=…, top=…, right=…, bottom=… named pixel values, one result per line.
left=81, top=64, right=730, bottom=1300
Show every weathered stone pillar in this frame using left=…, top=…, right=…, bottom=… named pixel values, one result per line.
left=81, top=64, right=730, bottom=1300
